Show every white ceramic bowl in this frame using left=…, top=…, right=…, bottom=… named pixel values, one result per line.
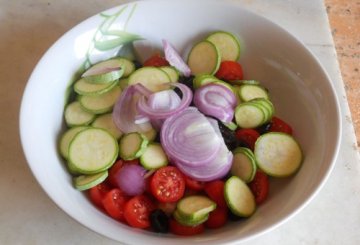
left=20, top=0, right=341, bottom=244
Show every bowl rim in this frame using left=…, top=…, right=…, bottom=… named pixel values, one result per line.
left=19, top=0, right=342, bottom=243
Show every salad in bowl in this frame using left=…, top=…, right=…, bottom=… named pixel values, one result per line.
left=20, top=1, right=341, bottom=244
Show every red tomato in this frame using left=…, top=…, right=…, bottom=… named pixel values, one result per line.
left=235, top=128, right=260, bottom=151
left=156, top=201, right=177, bottom=217
left=102, top=188, right=129, bottom=221
left=150, top=166, right=185, bottom=202
left=184, top=176, right=205, bottom=191
left=88, top=182, right=111, bottom=208
left=248, top=171, right=269, bottom=205
left=204, top=180, right=227, bottom=208
left=124, top=159, right=140, bottom=165
left=205, top=207, right=228, bottom=229
left=108, top=160, right=124, bottom=187
left=169, top=219, right=205, bottom=236
left=143, top=54, right=169, bottom=67
left=215, top=61, right=244, bottom=81
left=124, top=195, right=155, bottom=229
left=269, top=116, right=293, bottom=135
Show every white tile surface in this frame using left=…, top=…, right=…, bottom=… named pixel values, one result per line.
left=0, top=0, right=359, bottom=244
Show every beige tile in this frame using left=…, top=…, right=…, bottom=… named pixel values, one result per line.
left=325, top=0, right=360, bottom=146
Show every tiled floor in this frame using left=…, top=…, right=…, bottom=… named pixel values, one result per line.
left=325, top=0, right=360, bottom=147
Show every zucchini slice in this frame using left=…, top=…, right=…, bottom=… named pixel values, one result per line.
left=225, top=176, right=256, bottom=217
left=140, top=143, right=168, bottom=170
left=173, top=210, right=209, bottom=226
left=231, top=147, right=257, bottom=183
left=59, top=126, right=88, bottom=159
left=74, top=78, right=118, bottom=96
left=119, top=132, right=149, bottom=160
left=187, top=40, right=221, bottom=75
left=254, top=132, right=303, bottom=177
left=79, top=85, right=122, bottom=114
left=176, top=195, right=216, bottom=223
left=160, top=66, right=180, bottom=83
left=234, top=103, right=265, bottom=128
left=118, top=78, right=129, bottom=90
left=64, top=101, right=95, bottom=127
left=91, top=113, right=123, bottom=140
left=238, top=84, right=269, bottom=102
left=74, top=171, right=108, bottom=191
left=142, top=127, right=157, bottom=141
left=206, top=31, right=241, bottom=61
left=68, top=128, right=118, bottom=174
left=128, top=67, right=171, bottom=92
left=82, top=57, right=135, bottom=83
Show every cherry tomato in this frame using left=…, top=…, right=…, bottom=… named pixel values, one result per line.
left=124, top=195, right=155, bottom=229
left=184, top=176, right=205, bottom=191
left=248, top=171, right=269, bottom=205
left=169, top=219, right=205, bottom=236
left=215, top=61, right=244, bottom=81
left=204, top=180, right=227, bottom=208
left=205, top=207, right=228, bottom=229
left=150, top=166, right=185, bottom=203
left=269, top=116, right=293, bottom=135
left=108, top=160, right=124, bottom=187
left=156, top=201, right=177, bottom=217
left=143, top=54, right=169, bottom=67
left=88, top=182, right=111, bottom=208
left=235, top=128, right=260, bottom=151
left=102, top=188, right=129, bottom=221
left=124, top=159, right=140, bottom=165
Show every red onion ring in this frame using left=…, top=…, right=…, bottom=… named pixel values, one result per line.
left=112, top=84, right=152, bottom=133
left=193, top=83, right=237, bottom=123
left=162, top=39, right=191, bottom=77
left=160, top=107, right=222, bottom=167
left=137, top=83, right=192, bottom=119
left=174, top=143, right=233, bottom=181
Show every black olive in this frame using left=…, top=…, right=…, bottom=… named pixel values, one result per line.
left=133, top=60, right=143, bottom=69
left=178, top=75, right=195, bottom=91
left=217, top=121, right=239, bottom=151
left=227, top=209, right=244, bottom=222
left=256, top=122, right=272, bottom=135
left=150, top=209, right=169, bottom=233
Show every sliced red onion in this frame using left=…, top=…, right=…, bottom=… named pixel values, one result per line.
left=175, top=143, right=233, bottom=181
left=147, top=90, right=181, bottom=111
left=116, top=164, right=147, bottom=196
left=162, top=39, right=191, bottom=77
left=137, top=83, right=192, bottom=120
left=160, top=107, right=222, bottom=167
left=112, top=84, right=152, bottom=133
left=193, top=83, right=237, bottom=123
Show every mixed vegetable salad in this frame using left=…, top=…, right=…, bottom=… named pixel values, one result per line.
left=59, top=30, right=303, bottom=236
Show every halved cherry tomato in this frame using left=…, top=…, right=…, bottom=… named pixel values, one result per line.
left=88, top=182, right=111, bottom=208
left=102, top=188, right=129, bottom=221
left=235, top=128, right=260, bottom=151
left=269, top=116, right=293, bottom=135
left=205, top=207, right=228, bottom=229
left=204, top=180, right=227, bottom=208
left=215, top=60, right=244, bottom=81
left=150, top=166, right=185, bottom=203
left=108, top=160, right=124, bottom=187
left=169, top=219, right=205, bottom=236
left=184, top=175, right=205, bottom=191
left=124, top=195, right=155, bottom=229
left=248, top=171, right=269, bottom=205
left=143, top=54, right=169, bottom=67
